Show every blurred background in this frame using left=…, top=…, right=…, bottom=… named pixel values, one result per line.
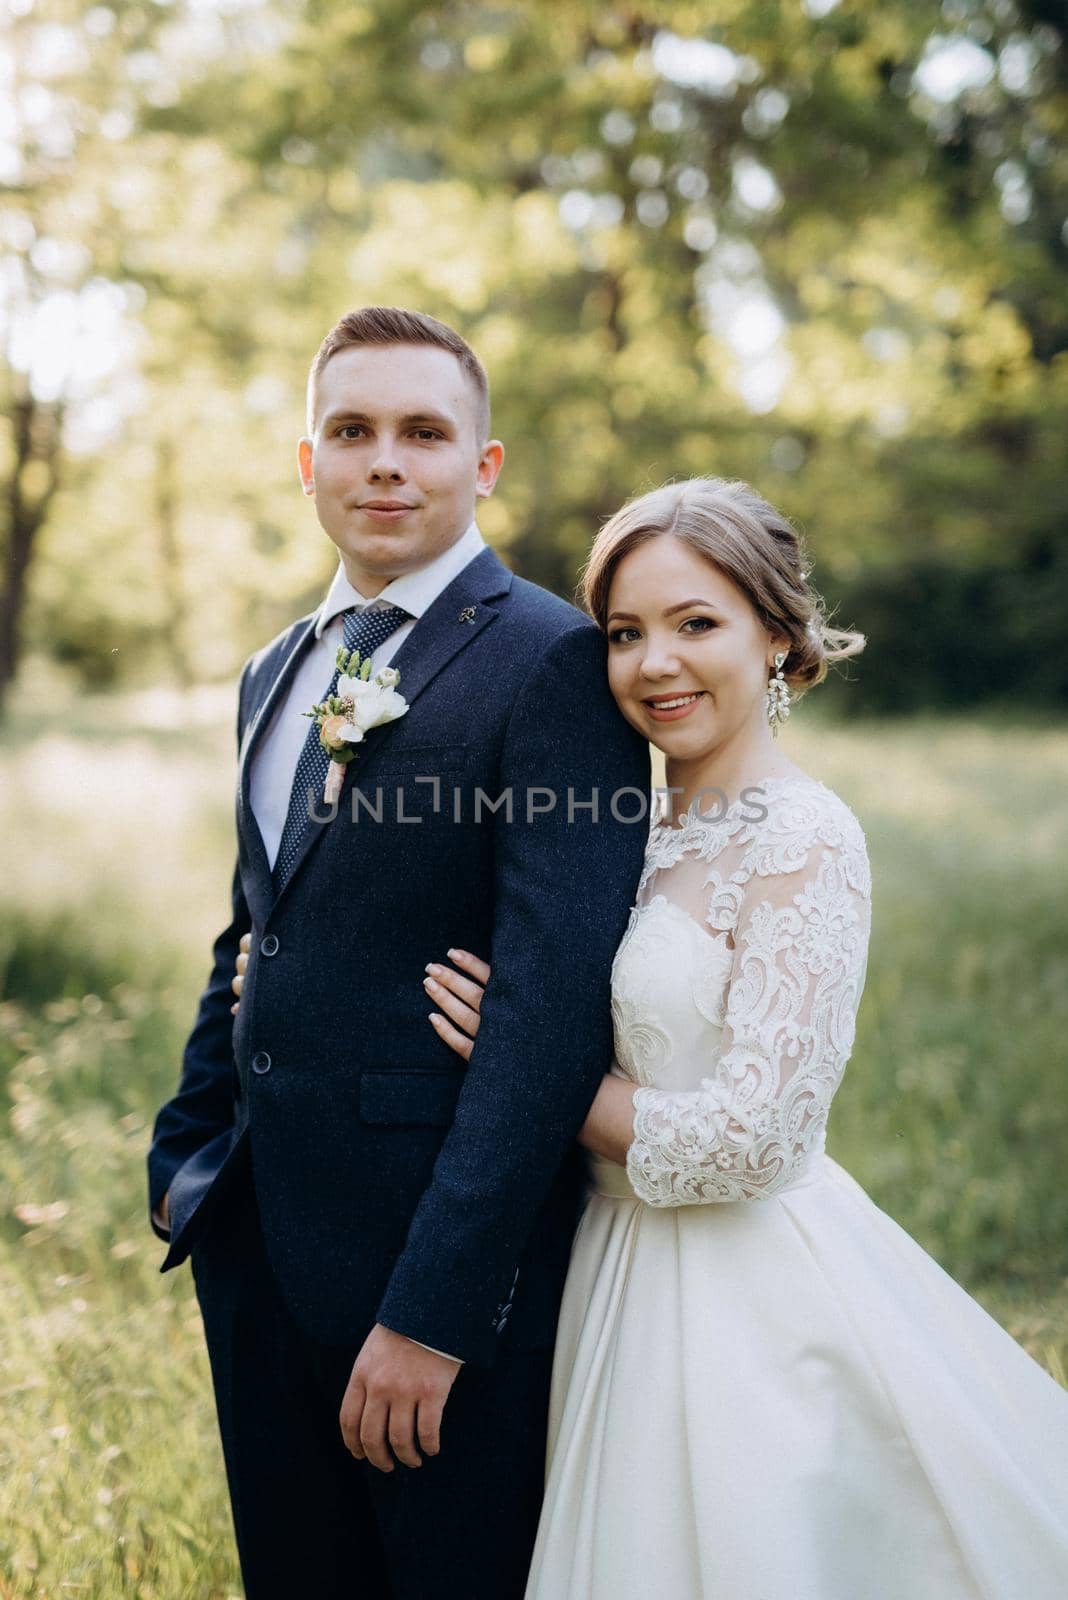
left=1, top=1, right=1066, bottom=1593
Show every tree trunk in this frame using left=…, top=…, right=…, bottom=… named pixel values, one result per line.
left=153, top=436, right=194, bottom=688
left=0, top=387, right=63, bottom=714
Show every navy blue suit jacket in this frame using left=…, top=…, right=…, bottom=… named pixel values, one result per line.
left=147, top=545, right=650, bottom=1365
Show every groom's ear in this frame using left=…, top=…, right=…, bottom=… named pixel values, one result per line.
left=298, top=436, right=315, bottom=497
left=475, top=439, right=505, bottom=500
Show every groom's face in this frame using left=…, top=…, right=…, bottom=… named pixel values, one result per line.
left=299, top=343, right=504, bottom=596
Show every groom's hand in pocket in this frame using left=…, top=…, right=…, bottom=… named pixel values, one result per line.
left=340, top=1324, right=461, bottom=1471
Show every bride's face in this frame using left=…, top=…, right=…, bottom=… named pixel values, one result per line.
left=604, top=534, right=782, bottom=764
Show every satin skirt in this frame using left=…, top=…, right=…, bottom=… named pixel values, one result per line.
left=525, top=1155, right=1068, bottom=1600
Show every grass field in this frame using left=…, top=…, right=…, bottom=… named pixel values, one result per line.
left=2, top=694, right=1067, bottom=1595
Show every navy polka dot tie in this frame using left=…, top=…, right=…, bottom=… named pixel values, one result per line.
left=272, top=603, right=411, bottom=892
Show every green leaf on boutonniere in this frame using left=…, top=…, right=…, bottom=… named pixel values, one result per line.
left=360, top=656, right=372, bottom=681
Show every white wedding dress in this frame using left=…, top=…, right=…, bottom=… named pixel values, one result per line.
left=525, top=773, right=1068, bottom=1600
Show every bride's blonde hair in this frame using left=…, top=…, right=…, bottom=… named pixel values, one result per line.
left=580, top=477, right=865, bottom=695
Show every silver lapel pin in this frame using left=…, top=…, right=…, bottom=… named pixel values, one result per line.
left=457, top=606, right=477, bottom=623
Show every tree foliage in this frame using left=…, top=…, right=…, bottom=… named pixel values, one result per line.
left=2, top=0, right=1065, bottom=710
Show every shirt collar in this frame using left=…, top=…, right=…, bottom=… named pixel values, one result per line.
left=313, top=520, right=487, bottom=638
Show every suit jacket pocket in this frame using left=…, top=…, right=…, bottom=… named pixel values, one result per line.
left=359, top=1068, right=462, bottom=1127
left=351, top=752, right=468, bottom=822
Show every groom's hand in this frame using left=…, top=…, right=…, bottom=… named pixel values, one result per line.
left=340, top=1323, right=461, bottom=1471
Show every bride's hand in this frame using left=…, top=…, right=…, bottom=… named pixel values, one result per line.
left=424, top=950, right=491, bottom=1061
left=230, top=931, right=250, bottom=1016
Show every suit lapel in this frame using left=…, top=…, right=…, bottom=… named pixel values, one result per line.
left=269, top=546, right=514, bottom=905
left=372, top=544, right=512, bottom=722
left=236, top=611, right=319, bottom=919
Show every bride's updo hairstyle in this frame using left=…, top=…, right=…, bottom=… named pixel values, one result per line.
left=580, top=477, right=865, bottom=698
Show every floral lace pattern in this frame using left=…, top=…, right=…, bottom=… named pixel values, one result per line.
left=615, top=775, right=872, bottom=1206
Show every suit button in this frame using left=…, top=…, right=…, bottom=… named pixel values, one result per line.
left=260, top=934, right=279, bottom=957
left=251, top=1051, right=272, bottom=1075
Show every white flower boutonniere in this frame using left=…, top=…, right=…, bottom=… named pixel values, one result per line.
left=305, top=649, right=408, bottom=804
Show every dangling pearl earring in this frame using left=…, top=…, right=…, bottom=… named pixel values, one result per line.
left=765, top=651, right=791, bottom=736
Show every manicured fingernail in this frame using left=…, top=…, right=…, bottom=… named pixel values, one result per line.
left=425, top=962, right=439, bottom=974
left=447, top=948, right=460, bottom=959
left=429, top=1013, right=443, bottom=1024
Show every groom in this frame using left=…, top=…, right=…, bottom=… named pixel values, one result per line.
left=147, top=307, right=650, bottom=1598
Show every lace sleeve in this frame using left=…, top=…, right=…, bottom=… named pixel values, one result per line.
left=625, top=826, right=871, bottom=1206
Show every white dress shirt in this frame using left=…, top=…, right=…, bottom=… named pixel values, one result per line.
left=250, top=519, right=487, bottom=869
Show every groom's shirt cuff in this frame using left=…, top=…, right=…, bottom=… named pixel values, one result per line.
left=410, top=1337, right=463, bottom=1365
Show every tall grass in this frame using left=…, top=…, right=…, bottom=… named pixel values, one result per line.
left=2, top=697, right=1066, bottom=1595
left=1, top=696, right=243, bottom=1595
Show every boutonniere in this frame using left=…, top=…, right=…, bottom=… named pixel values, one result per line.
left=305, top=649, right=409, bottom=804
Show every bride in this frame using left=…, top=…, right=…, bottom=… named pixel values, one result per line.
left=413, top=477, right=1068, bottom=1598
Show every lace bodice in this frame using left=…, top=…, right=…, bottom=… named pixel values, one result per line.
left=611, top=774, right=872, bottom=1206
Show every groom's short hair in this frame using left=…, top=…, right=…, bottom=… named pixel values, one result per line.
left=308, top=307, right=491, bottom=442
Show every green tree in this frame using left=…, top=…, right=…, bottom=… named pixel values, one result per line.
left=7, top=0, right=1067, bottom=709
